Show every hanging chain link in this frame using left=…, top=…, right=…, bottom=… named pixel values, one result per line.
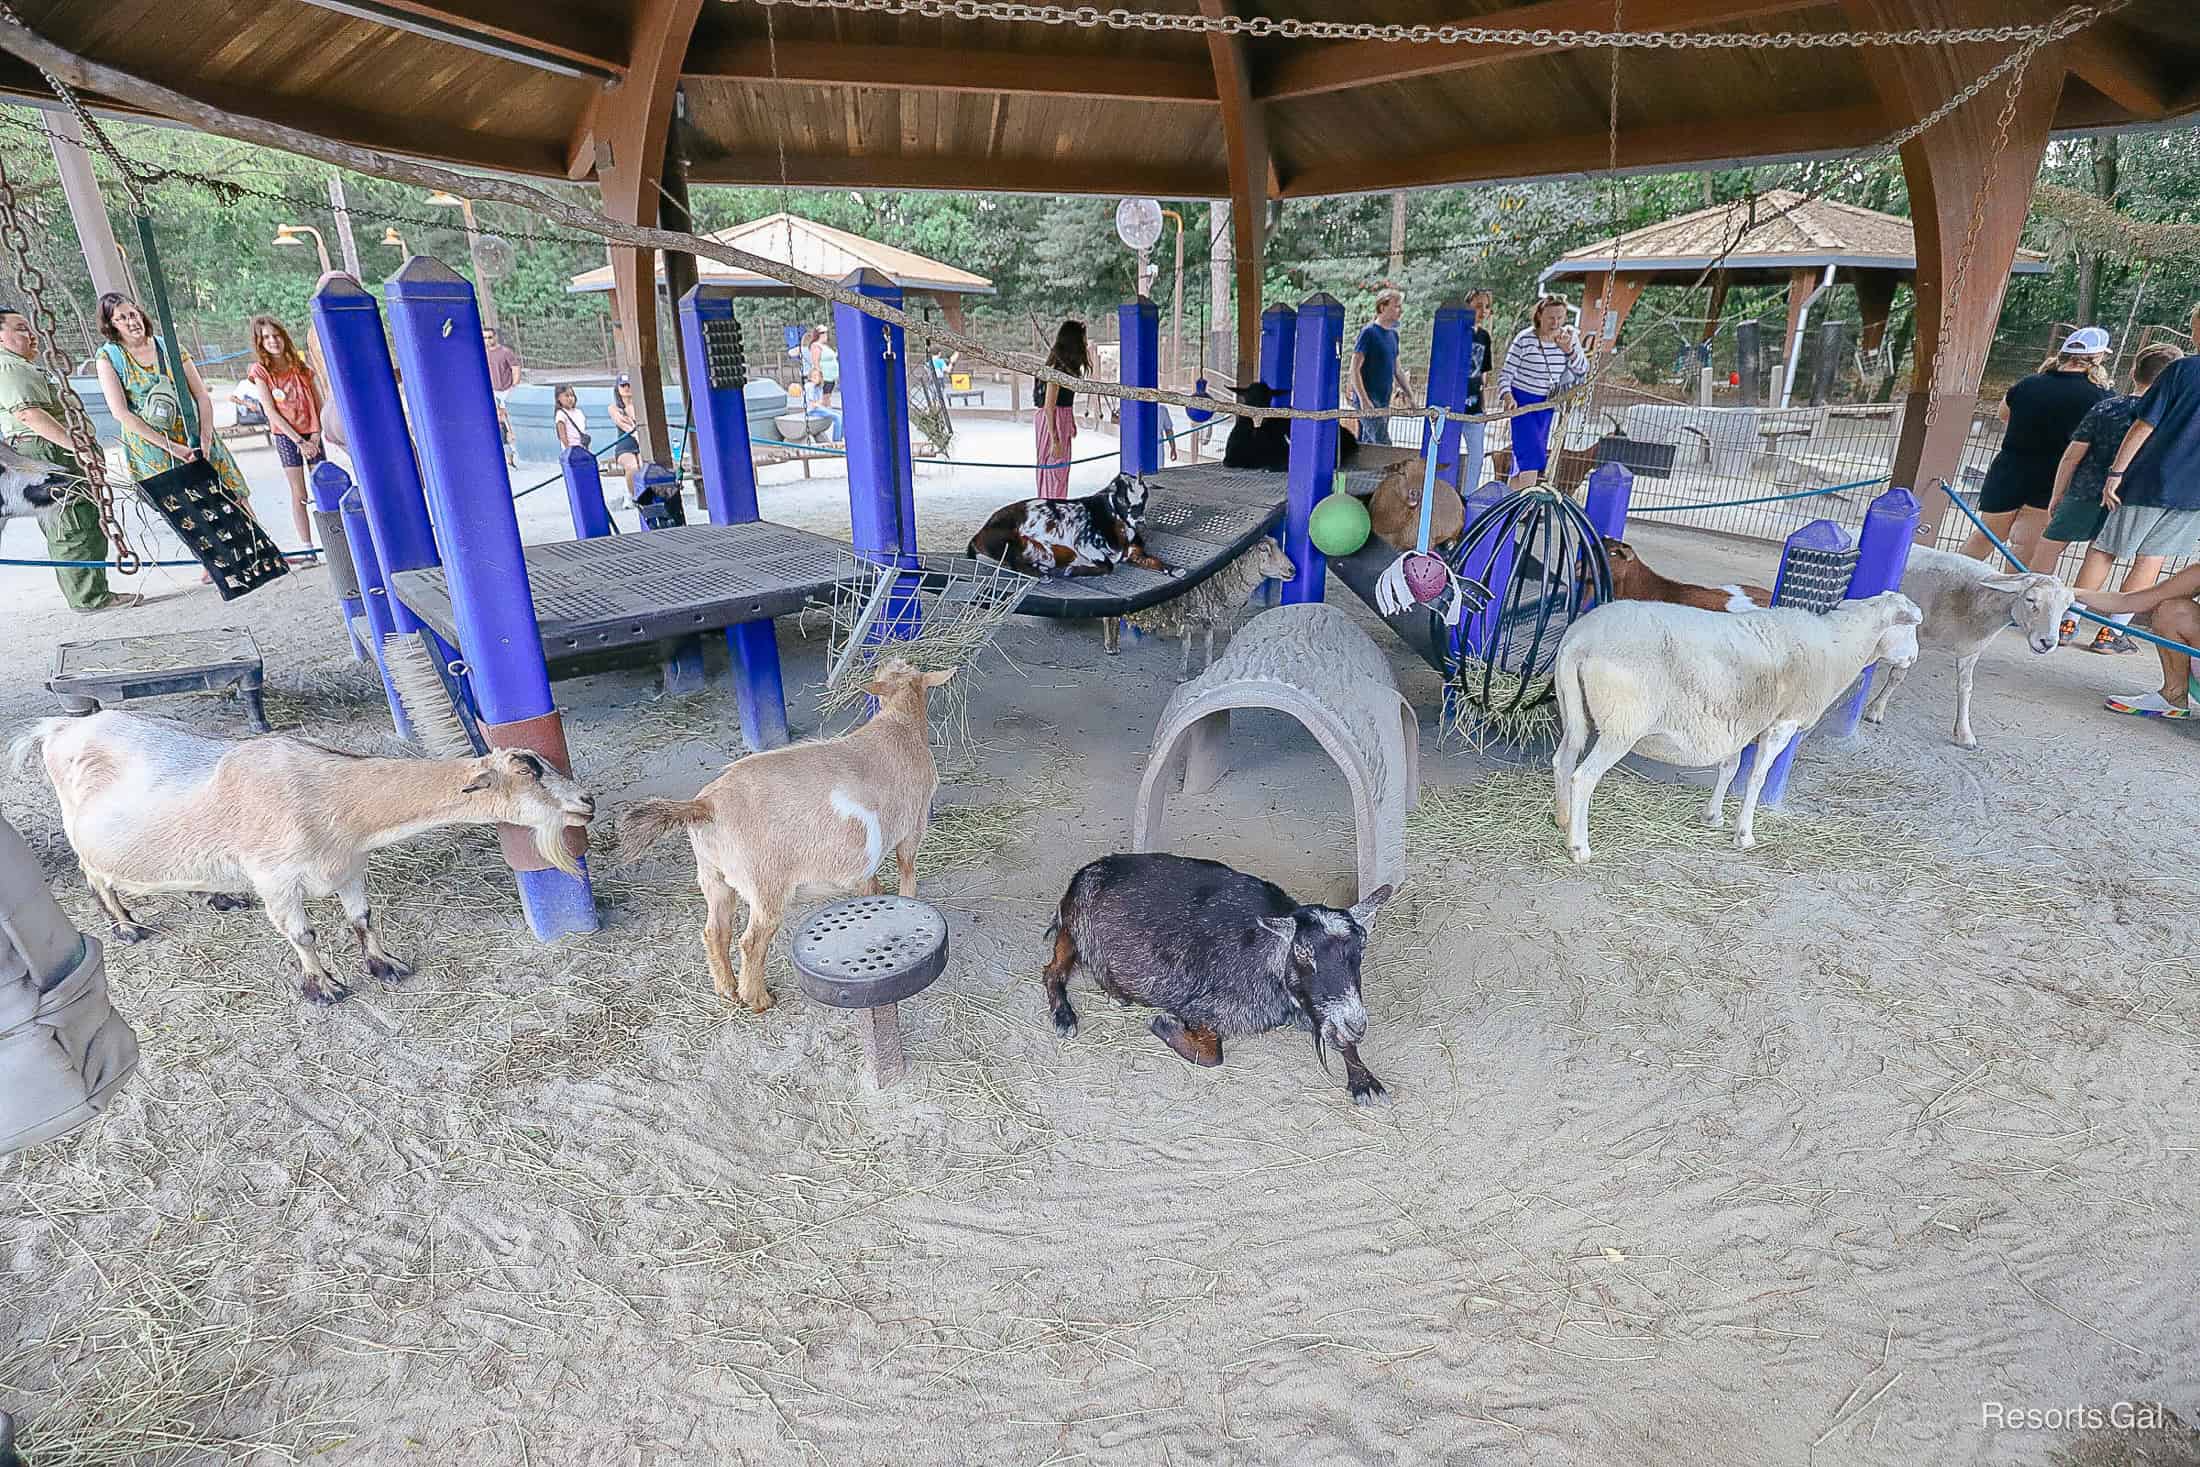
left=734, top=0, right=2102, bottom=52
left=0, top=146, right=137, bottom=572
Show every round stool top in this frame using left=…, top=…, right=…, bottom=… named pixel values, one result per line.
left=791, top=895, right=949, bottom=1010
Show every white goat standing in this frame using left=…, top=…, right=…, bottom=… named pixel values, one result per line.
left=1125, top=537, right=1297, bottom=676
left=616, top=660, right=952, bottom=1013
left=1552, top=592, right=1923, bottom=862
left=13, top=712, right=596, bottom=1004
left=1860, top=546, right=2073, bottom=749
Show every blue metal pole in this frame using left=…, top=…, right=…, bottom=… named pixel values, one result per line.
left=1737, top=518, right=1854, bottom=806
left=1828, top=485, right=1922, bottom=738
left=383, top=257, right=596, bottom=940
left=1424, top=300, right=1471, bottom=475
left=310, top=274, right=439, bottom=639
left=1280, top=293, right=1344, bottom=606
left=835, top=268, right=921, bottom=639
left=1584, top=462, right=1634, bottom=542
left=679, top=284, right=789, bottom=750
left=560, top=447, right=613, bottom=540
left=311, top=461, right=413, bottom=742
left=1258, top=304, right=1298, bottom=404
left=1118, top=299, right=1160, bottom=478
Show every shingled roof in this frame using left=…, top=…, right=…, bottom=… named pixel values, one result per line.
left=1545, top=189, right=2051, bottom=278
left=567, top=212, right=994, bottom=296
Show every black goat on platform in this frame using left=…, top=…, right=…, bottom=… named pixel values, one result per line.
left=1043, top=852, right=1396, bottom=1105
left=1222, top=381, right=1361, bottom=473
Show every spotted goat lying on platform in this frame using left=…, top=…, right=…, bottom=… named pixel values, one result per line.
left=1600, top=537, right=1773, bottom=612
left=1125, top=535, right=1295, bottom=676
left=12, top=711, right=596, bottom=1004
left=617, top=660, right=952, bottom=1014
left=966, top=472, right=1170, bottom=578
left=1043, top=852, right=1397, bottom=1106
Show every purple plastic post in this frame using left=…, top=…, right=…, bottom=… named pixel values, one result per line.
left=383, top=256, right=596, bottom=940
left=312, top=461, right=413, bottom=742
left=835, top=268, right=921, bottom=639
left=679, top=284, right=789, bottom=750
left=1828, top=486, right=1922, bottom=738
left=1424, top=301, right=1471, bottom=478
left=1584, top=462, right=1634, bottom=541
left=311, top=274, right=440, bottom=639
left=1258, top=304, right=1297, bottom=405
left=631, top=461, right=708, bottom=695
left=1280, top=293, right=1343, bottom=606
left=560, top=447, right=613, bottom=540
left=1118, top=299, right=1160, bottom=477
left=1455, top=479, right=1515, bottom=661
left=1736, top=518, right=1854, bottom=807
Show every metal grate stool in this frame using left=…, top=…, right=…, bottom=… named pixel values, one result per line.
left=49, top=628, right=268, bottom=731
left=790, top=895, right=948, bottom=1089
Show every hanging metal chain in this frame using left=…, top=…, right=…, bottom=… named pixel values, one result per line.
left=0, top=147, right=137, bottom=572
left=735, top=0, right=2100, bottom=51
left=1921, top=44, right=2034, bottom=439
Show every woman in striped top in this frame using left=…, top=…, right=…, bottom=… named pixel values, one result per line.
left=1495, top=295, right=1588, bottom=488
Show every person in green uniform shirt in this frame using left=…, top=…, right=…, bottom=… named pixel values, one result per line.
left=0, top=307, right=136, bottom=611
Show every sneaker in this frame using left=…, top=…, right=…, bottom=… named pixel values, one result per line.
left=2057, top=616, right=2078, bottom=646
left=72, top=591, right=144, bottom=613
left=2088, top=627, right=2140, bottom=655
left=2104, top=692, right=2190, bottom=719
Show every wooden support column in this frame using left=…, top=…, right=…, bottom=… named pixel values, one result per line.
left=44, top=110, right=129, bottom=298
left=1578, top=270, right=1647, bottom=353
left=1855, top=272, right=1899, bottom=352
left=1845, top=0, right=2064, bottom=542
left=1780, top=266, right=1822, bottom=376
left=937, top=293, right=967, bottom=335
left=1201, top=0, right=1267, bottom=382
left=660, top=95, right=700, bottom=427
left=583, top=0, right=704, bottom=466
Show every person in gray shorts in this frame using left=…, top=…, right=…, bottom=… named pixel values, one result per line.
left=2095, top=306, right=2200, bottom=653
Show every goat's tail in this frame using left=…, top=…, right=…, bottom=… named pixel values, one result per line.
left=612, top=798, right=712, bottom=862
left=8, top=717, right=71, bottom=779
left=1553, top=643, right=1592, bottom=750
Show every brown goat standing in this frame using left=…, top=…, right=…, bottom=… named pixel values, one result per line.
left=617, top=661, right=953, bottom=1013
left=1365, top=456, right=1465, bottom=552
left=1601, top=537, right=1772, bottom=613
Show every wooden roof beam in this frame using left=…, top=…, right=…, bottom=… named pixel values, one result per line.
left=687, top=39, right=1218, bottom=103
left=1258, top=0, right=1826, bottom=102
left=1202, top=0, right=1269, bottom=378
left=687, top=151, right=1229, bottom=198
left=1279, top=102, right=1885, bottom=196
left=2062, top=22, right=2173, bottom=118
left=291, top=0, right=623, bottom=81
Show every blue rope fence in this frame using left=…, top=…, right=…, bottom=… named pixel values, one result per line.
left=3, top=547, right=324, bottom=570
left=1627, top=475, right=1888, bottom=514
left=1937, top=481, right=2200, bottom=663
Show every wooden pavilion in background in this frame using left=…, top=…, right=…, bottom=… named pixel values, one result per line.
left=1541, top=188, right=2052, bottom=391
left=6, top=0, right=2200, bottom=539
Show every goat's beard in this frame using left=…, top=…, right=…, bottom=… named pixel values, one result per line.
left=534, top=820, right=584, bottom=876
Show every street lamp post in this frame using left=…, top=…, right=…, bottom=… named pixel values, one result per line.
left=428, top=192, right=500, bottom=332
left=273, top=223, right=333, bottom=274
left=381, top=226, right=410, bottom=254
left=1159, top=208, right=1185, bottom=389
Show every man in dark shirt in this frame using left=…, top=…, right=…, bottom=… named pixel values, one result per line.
left=1461, top=288, right=1496, bottom=485
left=1351, top=288, right=1408, bottom=446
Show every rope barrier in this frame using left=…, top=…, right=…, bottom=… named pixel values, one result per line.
left=1627, top=475, right=1888, bottom=514
left=1936, top=480, right=2200, bottom=662
left=744, top=419, right=1208, bottom=470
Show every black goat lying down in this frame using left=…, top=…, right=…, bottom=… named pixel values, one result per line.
left=1221, top=380, right=1365, bottom=472
left=1043, top=852, right=1397, bottom=1105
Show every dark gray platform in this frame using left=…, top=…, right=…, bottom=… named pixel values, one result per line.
left=1011, top=461, right=1388, bottom=618
left=49, top=627, right=268, bottom=731
left=389, top=521, right=852, bottom=659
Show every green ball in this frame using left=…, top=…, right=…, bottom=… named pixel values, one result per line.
left=1308, top=492, right=1372, bottom=557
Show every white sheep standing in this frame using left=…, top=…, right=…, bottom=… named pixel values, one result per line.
left=13, top=711, right=597, bottom=1004
left=1860, top=545, right=2073, bottom=749
left=1552, top=592, right=1923, bottom=862
left=1125, top=537, right=1297, bottom=676
left=616, top=659, right=953, bottom=1013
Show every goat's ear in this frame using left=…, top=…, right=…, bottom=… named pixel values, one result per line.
left=511, top=750, right=549, bottom=780
left=1602, top=538, right=1635, bottom=561
left=920, top=667, right=956, bottom=688
left=1349, top=884, right=1397, bottom=925
left=1979, top=572, right=2033, bottom=591
left=1258, top=914, right=1296, bottom=943
left=460, top=766, right=495, bottom=793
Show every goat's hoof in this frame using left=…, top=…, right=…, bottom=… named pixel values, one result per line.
left=367, top=954, right=414, bottom=983
left=1566, top=845, right=1592, bottom=865
left=1350, top=1077, right=1392, bottom=1108
left=740, top=988, right=775, bottom=1014
left=113, top=922, right=153, bottom=944
left=205, top=893, right=253, bottom=912
left=1703, top=813, right=1727, bottom=830
left=1734, top=833, right=1757, bottom=852
left=1954, top=736, right=1978, bottom=751
left=1051, top=1008, right=1078, bottom=1039
left=300, top=978, right=351, bottom=1006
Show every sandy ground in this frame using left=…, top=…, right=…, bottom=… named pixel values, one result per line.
left=3, top=422, right=2199, bottom=1466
